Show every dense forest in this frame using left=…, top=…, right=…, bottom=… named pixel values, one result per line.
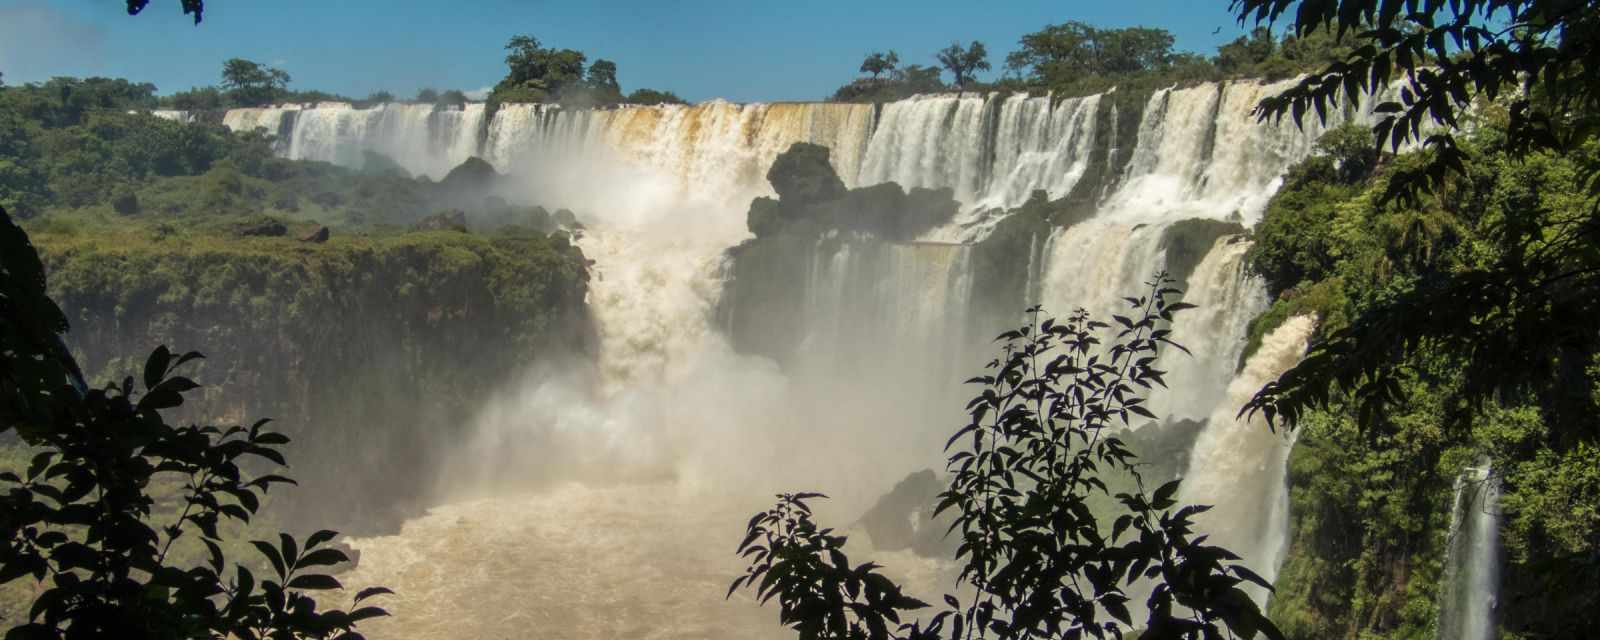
left=3, top=0, right=1600, bottom=638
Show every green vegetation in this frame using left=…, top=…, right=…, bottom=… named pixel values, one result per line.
left=1, top=61, right=594, bottom=537
left=1233, top=0, right=1600, bottom=432
left=1241, top=109, right=1600, bottom=638
left=624, top=88, right=687, bottom=106
left=829, top=19, right=1352, bottom=104
left=485, top=34, right=684, bottom=119
left=934, top=41, right=991, bottom=89
left=1226, top=4, right=1600, bottom=635
left=28, top=223, right=591, bottom=530
left=1, top=206, right=393, bottom=637
left=735, top=286, right=1284, bottom=640
left=859, top=51, right=901, bottom=79
left=829, top=65, right=946, bottom=103
left=220, top=58, right=292, bottom=108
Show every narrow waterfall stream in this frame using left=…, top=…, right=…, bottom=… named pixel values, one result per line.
left=1438, top=464, right=1503, bottom=640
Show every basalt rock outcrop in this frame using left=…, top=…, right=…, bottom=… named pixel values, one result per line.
left=746, top=143, right=958, bottom=242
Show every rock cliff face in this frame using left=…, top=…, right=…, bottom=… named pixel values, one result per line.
left=39, top=231, right=593, bottom=533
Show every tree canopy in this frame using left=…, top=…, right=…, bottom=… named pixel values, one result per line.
left=1230, top=0, right=1600, bottom=449
left=935, top=41, right=991, bottom=88
left=220, top=59, right=291, bottom=107
left=1004, top=22, right=1179, bottom=80
left=860, top=51, right=901, bottom=79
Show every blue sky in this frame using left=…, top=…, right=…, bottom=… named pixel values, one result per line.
left=0, top=0, right=1250, bottom=103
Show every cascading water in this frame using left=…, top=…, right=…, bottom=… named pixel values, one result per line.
left=194, top=80, right=1382, bottom=637
left=483, top=101, right=876, bottom=208
left=1149, top=235, right=1268, bottom=421
left=1438, top=463, right=1502, bottom=640
left=280, top=102, right=486, bottom=179
left=1036, top=221, right=1169, bottom=322
left=211, top=79, right=1377, bottom=240
left=1177, top=315, right=1315, bottom=607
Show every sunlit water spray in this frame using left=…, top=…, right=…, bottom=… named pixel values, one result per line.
left=193, top=81, right=1394, bottom=636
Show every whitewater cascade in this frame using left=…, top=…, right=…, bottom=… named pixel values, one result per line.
left=1438, top=463, right=1503, bottom=640
left=225, top=102, right=486, bottom=179
left=202, top=77, right=1386, bottom=237
left=1150, top=235, right=1268, bottom=421
left=182, top=79, right=1381, bottom=638
left=1177, top=315, right=1315, bottom=607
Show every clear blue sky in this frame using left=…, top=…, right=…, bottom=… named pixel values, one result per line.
left=0, top=0, right=1250, bottom=103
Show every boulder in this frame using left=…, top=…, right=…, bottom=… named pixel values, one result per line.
left=325, top=540, right=361, bottom=574
left=525, top=205, right=552, bottom=230
left=1158, top=218, right=1247, bottom=289
left=746, top=196, right=786, bottom=237
left=857, top=469, right=956, bottom=557
left=111, top=189, right=140, bottom=216
left=300, top=225, right=330, bottom=243
left=1123, top=417, right=1207, bottom=486
left=439, top=157, right=500, bottom=193
left=767, top=142, right=845, bottom=207
left=817, top=182, right=906, bottom=235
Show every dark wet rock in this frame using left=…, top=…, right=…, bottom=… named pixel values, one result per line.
left=767, top=142, right=846, bottom=206
left=300, top=225, right=330, bottom=243
left=747, top=143, right=960, bottom=241
left=553, top=208, right=579, bottom=228
left=439, top=157, right=500, bottom=192
left=1124, top=417, right=1208, bottom=486
left=112, top=189, right=140, bottom=215
left=1159, top=218, right=1247, bottom=289
left=857, top=469, right=957, bottom=558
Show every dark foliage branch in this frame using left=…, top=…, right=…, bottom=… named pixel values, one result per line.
left=1, top=205, right=391, bottom=639
left=1232, top=0, right=1600, bottom=437
left=733, top=277, right=1283, bottom=640
left=1232, top=0, right=1600, bottom=201
left=125, top=0, right=204, bottom=24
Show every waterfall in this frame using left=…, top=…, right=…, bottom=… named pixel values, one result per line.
left=149, top=109, right=195, bottom=123
left=194, top=81, right=1380, bottom=638
left=483, top=101, right=875, bottom=208
left=1037, top=221, right=1169, bottom=322
left=214, top=79, right=1359, bottom=240
left=222, top=104, right=304, bottom=152
left=1149, top=235, right=1268, bottom=421
left=1177, top=315, right=1315, bottom=607
left=272, top=102, right=487, bottom=179
left=795, top=238, right=977, bottom=389
left=1439, top=463, right=1502, bottom=640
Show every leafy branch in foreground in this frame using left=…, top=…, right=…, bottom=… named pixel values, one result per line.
left=732, top=276, right=1283, bottom=640
left=1231, top=2, right=1600, bottom=443
left=1, top=205, right=390, bottom=639
left=1233, top=0, right=1600, bottom=203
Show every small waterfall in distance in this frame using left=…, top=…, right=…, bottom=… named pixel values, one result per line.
left=225, top=102, right=486, bottom=179
left=1438, top=463, right=1502, bottom=640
